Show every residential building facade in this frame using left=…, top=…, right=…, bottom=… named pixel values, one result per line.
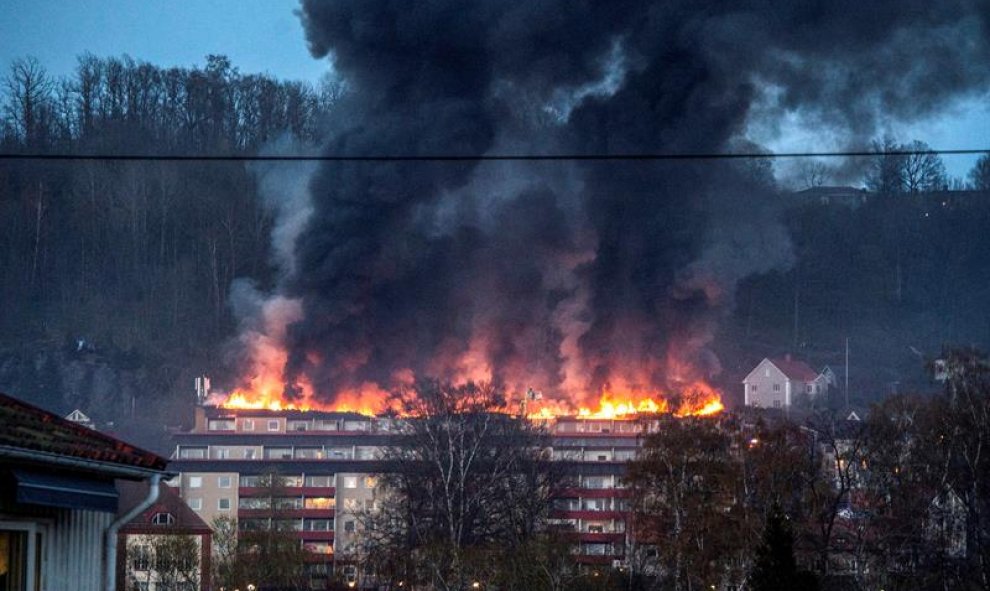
left=116, top=480, right=213, bottom=591
left=0, top=392, right=170, bottom=591
left=743, top=356, right=826, bottom=408
left=169, top=405, right=648, bottom=588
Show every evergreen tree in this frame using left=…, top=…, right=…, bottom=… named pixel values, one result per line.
left=749, top=503, right=817, bottom=591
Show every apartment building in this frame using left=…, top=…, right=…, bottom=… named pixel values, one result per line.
left=168, top=405, right=649, bottom=587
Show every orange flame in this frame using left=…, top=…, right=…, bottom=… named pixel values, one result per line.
left=221, top=376, right=724, bottom=420
left=219, top=306, right=724, bottom=419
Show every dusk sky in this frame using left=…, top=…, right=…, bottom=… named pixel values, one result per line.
left=1, top=0, right=988, bottom=178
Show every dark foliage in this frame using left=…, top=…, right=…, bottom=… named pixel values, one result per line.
left=749, top=504, right=818, bottom=591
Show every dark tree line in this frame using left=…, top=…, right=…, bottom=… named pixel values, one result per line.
left=728, top=144, right=990, bottom=401
left=0, top=54, right=338, bottom=441
left=626, top=349, right=990, bottom=591
left=1, top=54, right=340, bottom=151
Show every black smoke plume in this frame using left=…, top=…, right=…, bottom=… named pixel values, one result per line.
left=269, top=0, right=990, bottom=405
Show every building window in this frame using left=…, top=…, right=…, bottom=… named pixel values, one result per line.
left=131, top=544, right=152, bottom=570
left=219, top=498, right=232, bottom=511
left=363, top=476, right=377, bottom=489
left=179, top=447, right=206, bottom=459
left=188, top=476, right=202, bottom=488
left=583, top=476, right=608, bottom=489
left=151, top=512, right=175, bottom=525
left=265, top=447, right=293, bottom=459
left=304, top=475, right=332, bottom=487
left=218, top=475, right=232, bottom=488
left=268, top=419, right=280, bottom=431
left=239, top=497, right=271, bottom=510
left=304, top=541, right=333, bottom=555
left=213, top=447, right=230, bottom=459
left=304, top=497, right=335, bottom=510
left=772, top=383, right=781, bottom=392
left=773, top=400, right=782, bottom=408
left=342, top=476, right=358, bottom=489
left=241, top=418, right=255, bottom=431
left=188, top=498, right=202, bottom=511
left=344, top=520, right=356, bottom=533
left=275, top=497, right=303, bottom=510
left=244, top=448, right=257, bottom=460
left=240, top=475, right=261, bottom=487
left=304, top=519, right=332, bottom=531
left=208, top=419, right=235, bottom=431
left=749, top=384, right=757, bottom=392
left=808, top=384, right=815, bottom=393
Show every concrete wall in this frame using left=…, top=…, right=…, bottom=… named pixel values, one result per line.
left=180, top=471, right=238, bottom=527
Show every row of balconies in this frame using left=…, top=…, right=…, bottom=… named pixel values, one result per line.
left=177, top=442, right=640, bottom=462
left=205, top=413, right=661, bottom=437
left=238, top=517, right=335, bottom=535
left=176, top=444, right=382, bottom=461
left=206, top=416, right=380, bottom=433
left=553, top=497, right=631, bottom=512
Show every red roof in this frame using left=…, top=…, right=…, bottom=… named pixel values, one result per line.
left=117, top=481, right=212, bottom=534
left=0, top=392, right=168, bottom=473
left=770, top=357, right=819, bottom=381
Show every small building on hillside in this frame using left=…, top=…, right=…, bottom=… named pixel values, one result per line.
left=116, top=480, right=213, bottom=591
left=743, top=356, right=830, bottom=408
left=0, top=391, right=170, bottom=591
left=65, top=408, right=96, bottom=429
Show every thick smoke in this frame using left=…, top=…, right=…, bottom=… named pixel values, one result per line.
left=274, top=0, right=990, bottom=405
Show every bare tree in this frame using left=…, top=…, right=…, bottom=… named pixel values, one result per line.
left=799, top=160, right=829, bottom=189
left=236, top=470, right=310, bottom=589
left=361, top=380, right=557, bottom=591
left=625, top=417, right=749, bottom=591
left=865, top=137, right=947, bottom=194
left=899, top=140, right=947, bottom=193
left=3, top=57, right=53, bottom=146
left=865, top=136, right=905, bottom=194
left=970, top=154, right=990, bottom=191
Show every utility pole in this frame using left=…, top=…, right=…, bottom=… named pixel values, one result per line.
left=844, top=337, right=850, bottom=409
left=793, top=267, right=800, bottom=348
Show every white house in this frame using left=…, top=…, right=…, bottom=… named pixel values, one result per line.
left=743, top=356, right=825, bottom=408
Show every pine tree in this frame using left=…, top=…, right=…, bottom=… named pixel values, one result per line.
left=749, top=503, right=817, bottom=591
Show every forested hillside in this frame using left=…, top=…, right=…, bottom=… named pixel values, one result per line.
left=0, top=55, right=337, bottom=448
left=721, top=188, right=990, bottom=402
left=1, top=54, right=989, bottom=450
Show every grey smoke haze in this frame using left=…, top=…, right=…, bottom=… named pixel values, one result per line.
left=260, top=0, right=990, bottom=404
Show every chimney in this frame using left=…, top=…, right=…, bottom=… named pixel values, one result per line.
left=195, top=376, right=211, bottom=405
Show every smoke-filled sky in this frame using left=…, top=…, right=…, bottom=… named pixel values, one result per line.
left=260, top=0, right=990, bottom=407
left=5, top=0, right=990, bottom=408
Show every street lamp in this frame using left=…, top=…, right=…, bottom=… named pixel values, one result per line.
left=472, top=582, right=481, bottom=589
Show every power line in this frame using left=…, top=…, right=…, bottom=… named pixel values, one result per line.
left=0, top=148, right=988, bottom=163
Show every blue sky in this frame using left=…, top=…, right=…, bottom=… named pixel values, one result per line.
left=1, top=0, right=987, bottom=179
left=0, top=0, right=328, bottom=82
